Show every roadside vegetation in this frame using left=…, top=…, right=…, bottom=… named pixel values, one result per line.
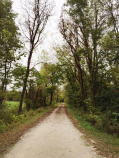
left=0, top=100, right=56, bottom=133
left=67, top=105, right=119, bottom=157
left=0, top=101, right=55, bottom=155
left=0, top=101, right=30, bottom=133
left=0, top=91, right=61, bottom=134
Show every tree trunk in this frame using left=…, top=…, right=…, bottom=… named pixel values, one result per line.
left=75, top=55, right=87, bottom=112
left=18, top=47, right=33, bottom=114
left=80, top=76, right=87, bottom=112
left=26, top=90, right=30, bottom=111
left=33, top=87, right=39, bottom=108
left=57, top=96, right=58, bottom=102
left=2, top=60, right=7, bottom=92
left=90, top=72, right=97, bottom=108
left=50, top=93, right=53, bottom=105
left=43, top=96, right=46, bottom=107
left=26, top=87, right=33, bottom=111
left=39, top=86, right=43, bottom=107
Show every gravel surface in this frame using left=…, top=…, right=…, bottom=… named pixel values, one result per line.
left=3, top=104, right=104, bottom=158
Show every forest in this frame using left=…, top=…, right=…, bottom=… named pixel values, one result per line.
left=0, top=0, right=119, bottom=150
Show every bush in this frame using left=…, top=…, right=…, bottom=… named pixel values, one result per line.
left=0, top=120, right=7, bottom=132
left=97, top=87, right=119, bottom=112
left=107, top=124, right=119, bottom=135
left=86, top=114, right=100, bottom=125
left=86, top=112, right=119, bottom=135
left=27, top=110, right=36, bottom=116
left=95, top=120, right=103, bottom=130
left=0, top=101, right=52, bottom=133
left=36, top=108, right=44, bottom=113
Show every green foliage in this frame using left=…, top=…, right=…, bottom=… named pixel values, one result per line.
left=0, top=101, right=52, bottom=133
left=5, top=91, right=21, bottom=101
left=87, top=114, right=100, bottom=125
left=36, top=107, right=44, bottom=113
left=96, top=87, right=119, bottom=112
left=12, top=64, right=26, bottom=88
left=57, top=0, right=119, bottom=116
left=46, top=85, right=57, bottom=94
left=0, top=0, right=22, bottom=92
left=0, top=90, right=5, bottom=105
left=67, top=104, right=119, bottom=157
left=65, top=82, right=81, bottom=108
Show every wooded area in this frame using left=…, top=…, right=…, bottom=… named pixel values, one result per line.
left=0, top=0, right=119, bottom=137
left=56, top=0, right=119, bottom=135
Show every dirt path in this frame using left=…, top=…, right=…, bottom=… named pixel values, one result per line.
left=3, top=104, right=104, bottom=158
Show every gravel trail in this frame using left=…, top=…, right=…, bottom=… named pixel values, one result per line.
left=3, top=104, right=104, bottom=158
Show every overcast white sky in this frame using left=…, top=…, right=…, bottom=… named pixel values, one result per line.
left=12, top=0, right=66, bottom=69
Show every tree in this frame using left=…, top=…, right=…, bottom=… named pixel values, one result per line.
left=48, top=64, right=63, bottom=105
left=12, top=64, right=26, bottom=89
left=40, top=63, right=64, bottom=105
left=0, top=0, right=22, bottom=92
left=19, top=0, right=53, bottom=113
left=59, top=0, right=113, bottom=110
left=57, top=0, right=119, bottom=113
left=47, top=85, right=57, bottom=105
left=55, top=45, right=82, bottom=107
left=59, top=15, right=87, bottom=111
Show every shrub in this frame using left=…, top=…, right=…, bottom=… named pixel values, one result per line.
left=86, top=114, right=100, bottom=125
left=36, top=108, right=44, bottom=113
left=0, top=120, right=7, bottom=133
left=95, top=120, right=103, bottom=130
left=97, top=87, right=119, bottom=112
left=28, top=110, right=36, bottom=116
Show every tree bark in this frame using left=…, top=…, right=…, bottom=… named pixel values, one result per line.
left=43, top=96, right=46, bottom=107
left=74, top=55, right=87, bottom=112
left=26, top=90, right=30, bottom=111
left=18, top=47, right=33, bottom=114
left=50, top=93, right=53, bottom=105
left=33, top=87, right=39, bottom=108
left=2, top=60, right=7, bottom=92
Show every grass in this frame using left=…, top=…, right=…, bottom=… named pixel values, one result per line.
left=0, top=101, right=56, bottom=133
left=67, top=105, right=119, bottom=158
left=4, top=101, right=25, bottom=110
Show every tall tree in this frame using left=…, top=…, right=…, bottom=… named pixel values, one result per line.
left=59, top=18, right=87, bottom=111
left=19, top=0, right=53, bottom=113
left=59, top=0, right=112, bottom=109
left=0, top=0, right=22, bottom=92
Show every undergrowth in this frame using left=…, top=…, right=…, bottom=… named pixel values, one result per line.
left=67, top=105, right=119, bottom=157
left=0, top=101, right=55, bottom=133
left=0, top=103, right=55, bottom=156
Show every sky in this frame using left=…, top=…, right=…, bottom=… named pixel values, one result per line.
left=12, top=0, right=66, bottom=70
